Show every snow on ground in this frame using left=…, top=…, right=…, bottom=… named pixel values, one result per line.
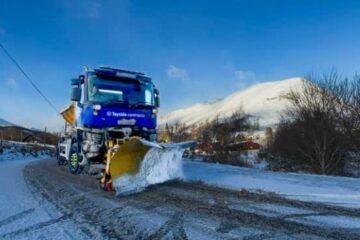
left=291, top=215, right=360, bottom=229
left=1, top=140, right=359, bottom=237
left=239, top=150, right=268, bottom=169
left=182, top=160, right=360, bottom=209
left=0, top=143, right=87, bottom=239
left=0, top=140, right=54, bottom=162
left=0, top=148, right=51, bottom=161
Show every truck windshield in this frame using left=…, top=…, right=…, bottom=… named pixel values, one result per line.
left=87, top=74, right=154, bottom=106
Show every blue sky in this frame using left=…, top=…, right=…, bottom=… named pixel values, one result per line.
left=1, top=0, right=360, bottom=131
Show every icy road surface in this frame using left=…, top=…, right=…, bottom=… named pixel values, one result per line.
left=16, top=159, right=360, bottom=239
left=0, top=158, right=88, bottom=239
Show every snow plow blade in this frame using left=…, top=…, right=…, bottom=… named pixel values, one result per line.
left=109, top=137, right=196, bottom=180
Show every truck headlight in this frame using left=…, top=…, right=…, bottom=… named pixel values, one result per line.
left=152, top=109, right=157, bottom=118
left=93, top=104, right=102, bottom=110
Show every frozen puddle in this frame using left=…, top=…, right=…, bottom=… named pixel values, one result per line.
left=113, top=148, right=185, bottom=195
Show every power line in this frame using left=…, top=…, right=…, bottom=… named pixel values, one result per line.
left=0, top=41, right=59, bottom=114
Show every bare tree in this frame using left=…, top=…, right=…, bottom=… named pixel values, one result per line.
left=162, top=121, right=192, bottom=143
left=269, top=71, right=360, bottom=175
left=206, top=107, right=251, bottom=162
left=265, top=127, right=274, bottom=147
left=196, top=120, right=215, bottom=153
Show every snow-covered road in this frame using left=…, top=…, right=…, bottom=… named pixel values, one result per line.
left=183, top=160, right=360, bottom=209
left=1, top=155, right=360, bottom=239
left=0, top=158, right=87, bottom=239
left=23, top=160, right=360, bottom=239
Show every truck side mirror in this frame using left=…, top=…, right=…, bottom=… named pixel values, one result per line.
left=71, top=78, right=81, bottom=102
left=154, top=88, right=160, bottom=107
left=155, top=94, right=160, bottom=108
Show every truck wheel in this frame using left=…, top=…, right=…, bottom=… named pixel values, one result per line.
left=69, top=143, right=82, bottom=174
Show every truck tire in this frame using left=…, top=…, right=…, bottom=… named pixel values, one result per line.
left=68, top=143, right=82, bottom=174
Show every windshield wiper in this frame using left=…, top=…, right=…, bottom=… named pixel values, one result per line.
left=130, top=101, right=152, bottom=107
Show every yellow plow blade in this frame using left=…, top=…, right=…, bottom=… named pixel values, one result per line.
left=109, top=137, right=162, bottom=180
left=109, top=137, right=196, bottom=194
left=109, top=138, right=196, bottom=181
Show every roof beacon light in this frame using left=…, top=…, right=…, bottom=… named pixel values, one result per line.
left=116, top=71, right=137, bottom=79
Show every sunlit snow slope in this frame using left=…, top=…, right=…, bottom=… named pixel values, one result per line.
left=159, top=78, right=304, bottom=128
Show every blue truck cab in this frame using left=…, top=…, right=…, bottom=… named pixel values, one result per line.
left=70, top=67, right=160, bottom=162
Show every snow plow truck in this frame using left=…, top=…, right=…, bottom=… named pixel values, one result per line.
left=57, top=66, right=193, bottom=191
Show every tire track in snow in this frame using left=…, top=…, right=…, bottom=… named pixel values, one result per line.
left=0, top=215, right=69, bottom=239
left=148, top=211, right=187, bottom=240
left=0, top=208, right=35, bottom=228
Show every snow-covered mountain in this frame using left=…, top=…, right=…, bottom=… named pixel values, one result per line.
left=159, top=78, right=304, bottom=128
left=0, top=118, right=16, bottom=127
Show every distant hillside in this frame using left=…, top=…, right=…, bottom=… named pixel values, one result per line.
left=159, top=78, right=304, bottom=128
left=0, top=126, right=58, bottom=145
left=0, top=118, right=17, bottom=127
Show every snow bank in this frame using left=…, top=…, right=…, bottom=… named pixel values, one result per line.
left=0, top=141, right=53, bottom=161
left=182, top=160, right=360, bottom=208
left=0, top=148, right=52, bottom=161
left=113, top=148, right=185, bottom=195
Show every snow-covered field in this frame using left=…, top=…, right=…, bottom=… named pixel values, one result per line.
left=183, top=160, right=360, bottom=209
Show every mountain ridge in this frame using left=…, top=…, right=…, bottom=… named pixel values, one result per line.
left=159, top=77, right=304, bottom=128
left=0, top=118, right=17, bottom=127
